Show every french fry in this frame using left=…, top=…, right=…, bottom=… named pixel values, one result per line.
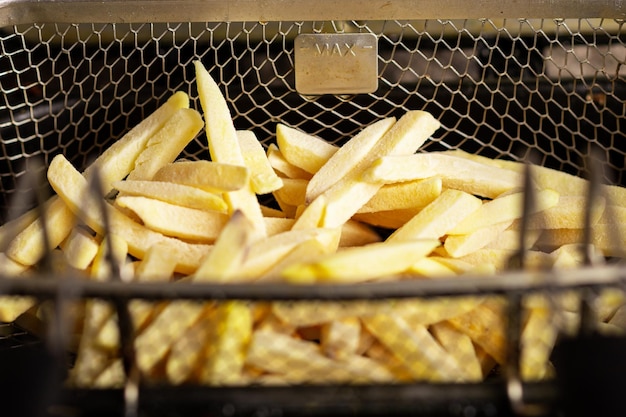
left=444, top=221, right=513, bottom=258
left=59, top=227, right=100, bottom=270
left=447, top=298, right=508, bottom=365
left=276, top=124, right=339, bottom=174
left=199, top=301, right=253, bottom=385
left=448, top=189, right=560, bottom=235
left=194, top=60, right=266, bottom=237
left=281, top=239, right=440, bottom=284
left=166, top=307, right=214, bottom=384
left=266, top=144, right=312, bottom=180
left=362, top=315, right=465, bottom=382
left=302, top=110, right=441, bottom=229
left=115, top=195, right=229, bottom=243
left=430, top=321, right=482, bottom=382
left=535, top=227, right=626, bottom=257
left=305, top=117, right=396, bottom=202
left=112, top=180, right=228, bottom=213
left=151, top=160, right=249, bottom=193
left=363, top=153, right=523, bottom=198
left=352, top=207, right=422, bottom=229
left=126, top=108, right=203, bottom=181
left=95, top=242, right=178, bottom=351
left=237, top=130, right=283, bottom=194
left=338, top=220, right=382, bottom=247
left=272, top=178, right=308, bottom=207
left=6, top=92, right=189, bottom=266
left=520, top=304, right=558, bottom=381
left=320, top=317, right=361, bottom=360
left=46, top=154, right=212, bottom=274
left=245, top=329, right=394, bottom=384
left=357, top=177, right=442, bottom=214
left=387, top=189, right=482, bottom=242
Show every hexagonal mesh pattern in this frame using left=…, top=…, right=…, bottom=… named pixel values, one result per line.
left=1, top=19, right=625, bottom=218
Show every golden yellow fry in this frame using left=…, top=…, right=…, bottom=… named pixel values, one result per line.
left=6, top=93, right=189, bottom=266
left=199, top=301, right=253, bottom=385
left=281, top=239, right=439, bottom=284
left=266, top=144, right=312, bottom=180
left=92, top=359, right=124, bottom=388
left=363, top=153, right=523, bottom=198
left=113, top=180, right=228, bottom=213
left=276, top=123, right=339, bottom=174
left=306, top=117, right=396, bottom=202
left=449, top=189, right=560, bottom=235
left=47, top=154, right=212, bottom=274
left=358, top=177, right=442, bottom=214
left=362, top=315, right=465, bottom=382
left=60, top=227, right=100, bottom=270
left=237, top=130, right=283, bottom=194
left=151, top=160, right=249, bottom=193
left=364, top=341, right=414, bottom=382
left=430, top=321, right=482, bottom=382
left=387, top=189, right=482, bottom=242
left=393, top=296, right=485, bottom=326
left=0, top=207, right=38, bottom=250
left=0, top=295, right=35, bottom=323
left=126, top=108, right=203, bottom=181
left=456, top=248, right=555, bottom=272
left=116, top=195, right=229, bottom=243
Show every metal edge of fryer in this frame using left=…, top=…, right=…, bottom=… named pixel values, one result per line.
left=0, top=0, right=625, bottom=27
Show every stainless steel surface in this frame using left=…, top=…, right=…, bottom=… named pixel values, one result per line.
left=295, top=33, right=378, bottom=94
left=1, top=0, right=626, bottom=27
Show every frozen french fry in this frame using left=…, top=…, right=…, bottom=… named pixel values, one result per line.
left=115, top=195, right=229, bottom=243
left=199, top=301, right=253, bottom=385
left=387, top=189, right=482, bottom=242
left=266, top=144, right=312, bottom=180
left=112, top=180, right=228, bottom=213
left=47, top=154, right=212, bottom=274
left=362, top=315, right=465, bottom=382
left=448, top=189, right=560, bottom=235
left=281, top=239, right=440, bottom=284
left=166, top=309, right=214, bottom=384
left=126, top=107, right=203, bottom=181
left=430, top=321, right=482, bottom=382
left=272, top=178, right=308, bottom=207
left=60, top=227, right=100, bottom=270
left=447, top=298, right=508, bottom=365
left=276, top=123, right=339, bottom=174
left=151, top=160, right=249, bottom=193
left=444, top=221, right=513, bottom=258
left=246, top=329, right=394, bottom=384
left=357, top=177, right=442, bottom=214
left=321, top=318, right=361, bottom=360
left=306, top=117, right=396, bottom=202
left=363, top=153, right=523, bottom=198
left=338, top=220, right=382, bottom=247
left=237, top=130, right=283, bottom=194
left=352, top=207, right=423, bottom=229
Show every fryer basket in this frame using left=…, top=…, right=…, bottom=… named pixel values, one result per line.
left=1, top=2, right=626, bottom=416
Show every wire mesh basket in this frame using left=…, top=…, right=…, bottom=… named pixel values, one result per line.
left=1, top=1, right=626, bottom=416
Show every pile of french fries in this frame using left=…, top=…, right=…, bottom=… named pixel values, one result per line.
left=1, top=60, right=626, bottom=387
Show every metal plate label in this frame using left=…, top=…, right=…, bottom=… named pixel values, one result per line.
left=295, top=33, right=378, bottom=95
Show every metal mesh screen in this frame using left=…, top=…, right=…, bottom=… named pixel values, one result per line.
left=1, top=19, right=625, bottom=219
